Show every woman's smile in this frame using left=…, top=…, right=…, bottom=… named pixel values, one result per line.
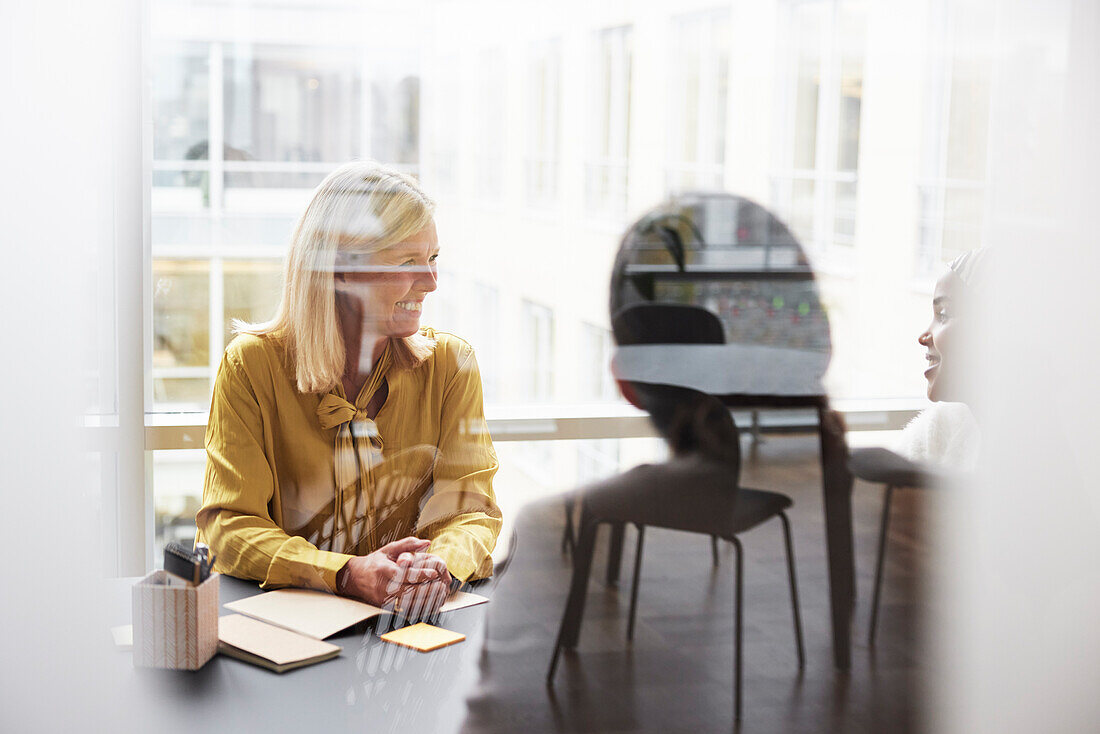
left=923, top=351, right=940, bottom=378
left=393, top=299, right=424, bottom=324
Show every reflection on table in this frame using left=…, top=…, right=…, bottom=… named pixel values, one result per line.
left=102, top=574, right=488, bottom=734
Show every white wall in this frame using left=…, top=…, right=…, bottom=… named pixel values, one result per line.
left=933, top=1, right=1100, bottom=731
left=0, top=0, right=145, bottom=727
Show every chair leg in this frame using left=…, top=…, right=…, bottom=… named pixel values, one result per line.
left=869, top=485, right=895, bottom=647
left=560, top=495, right=576, bottom=555
left=627, top=525, right=646, bottom=642
left=548, top=512, right=599, bottom=683
left=606, top=521, right=626, bottom=584
left=711, top=535, right=720, bottom=566
left=778, top=511, right=806, bottom=670
left=731, top=535, right=744, bottom=722
left=481, top=605, right=490, bottom=653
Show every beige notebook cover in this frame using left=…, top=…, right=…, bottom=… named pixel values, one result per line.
left=225, top=588, right=384, bottom=640
left=225, top=588, right=489, bottom=640
left=217, top=614, right=341, bottom=673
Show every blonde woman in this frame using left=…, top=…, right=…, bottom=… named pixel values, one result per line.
left=197, top=161, right=501, bottom=616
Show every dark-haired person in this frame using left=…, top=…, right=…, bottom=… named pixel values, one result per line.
left=896, top=250, right=987, bottom=470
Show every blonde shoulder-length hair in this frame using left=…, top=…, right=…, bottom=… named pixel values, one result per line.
left=236, top=161, right=437, bottom=393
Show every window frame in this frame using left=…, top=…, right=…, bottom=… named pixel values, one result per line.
left=665, top=8, right=731, bottom=195
left=524, top=38, right=564, bottom=212
left=136, top=3, right=942, bottom=574
left=913, top=0, right=992, bottom=280
left=584, top=24, right=634, bottom=221
left=520, top=299, right=555, bottom=402
left=771, top=0, right=868, bottom=268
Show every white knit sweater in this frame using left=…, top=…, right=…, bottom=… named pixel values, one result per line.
left=894, top=401, right=981, bottom=472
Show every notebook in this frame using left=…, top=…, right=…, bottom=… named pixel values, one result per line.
left=217, top=614, right=341, bottom=673
left=225, top=587, right=488, bottom=640
left=225, top=588, right=384, bottom=640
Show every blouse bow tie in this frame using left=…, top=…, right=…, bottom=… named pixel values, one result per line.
left=316, top=393, right=360, bottom=430
left=314, top=343, right=392, bottom=554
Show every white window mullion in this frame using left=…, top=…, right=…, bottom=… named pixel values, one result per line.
left=359, top=45, right=373, bottom=160
left=918, top=0, right=956, bottom=275
left=209, top=43, right=225, bottom=214
left=813, top=3, right=838, bottom=254
left=697, top=20, right=714, bottom=184
left=668, top=23, right=685, bottom=189
left=550, top=44, right=562, bottom=201
left=117, top=0, right=149, bottom=575
left=208, top=43, right=226, bottom=378
left=609, top=27, right=630, bottom=211
left=933, top=9, right=958, bottom=266
left=609, top=31, right=627, bottom=163
left=209, top=257, right=225, bottom=375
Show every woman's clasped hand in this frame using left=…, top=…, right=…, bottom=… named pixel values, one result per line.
left=336, top=536, right=454, bottom=618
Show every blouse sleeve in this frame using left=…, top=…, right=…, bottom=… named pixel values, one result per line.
left=196, top=350, right=353, bottom=591
left=418, top=344, right=503, bottom=582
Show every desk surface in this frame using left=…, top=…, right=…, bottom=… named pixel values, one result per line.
left=104, top=575, right=486, bottom=734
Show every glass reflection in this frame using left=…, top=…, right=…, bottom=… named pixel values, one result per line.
left=611, top=192, right=831, bottom=399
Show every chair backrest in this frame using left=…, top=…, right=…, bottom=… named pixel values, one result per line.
left=630, top=383, right=741, bottom=479
left=611, top=303, right=740, bottom=478
left=612, top=302, right=725, bottom=346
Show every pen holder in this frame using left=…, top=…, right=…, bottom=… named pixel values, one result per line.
left=132, top=570, right=220, bottom=670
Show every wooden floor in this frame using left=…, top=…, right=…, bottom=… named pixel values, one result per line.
left=461, top=435, right=929, bottom=734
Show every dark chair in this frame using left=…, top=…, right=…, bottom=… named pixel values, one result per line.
left=848, top=447, right=938, bottom=644
left=490, top=525, right=520, bottom=582
left=560, top=303, right=726, bottom=566
left=611, top=301, right=726, bottom=345
left=593, top=192, right=856, bottom=672
left=547, top=387, right=805, bottom=722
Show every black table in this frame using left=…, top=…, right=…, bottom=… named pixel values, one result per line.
left=103, top=575, right=488, bottom=734
left=610, top=344, right=855, bottom=670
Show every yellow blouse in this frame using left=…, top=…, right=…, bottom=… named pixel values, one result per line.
left=196, top=327, right=501, bottom=591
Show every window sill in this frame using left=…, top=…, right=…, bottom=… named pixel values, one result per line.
left=136, top=398, right=926, bottom=450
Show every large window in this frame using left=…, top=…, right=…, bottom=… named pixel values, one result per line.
left=666, top=9, right=730, bottom=194
left=585, top=26, right=633, bottom=219
left=151, top=37, right=419, bottom=413
left=149, top=3, right=422, bottom=558
left=579, top=323, right=616, bottom=402
left=476, top=47, right=507, bottom=204
left=142, top=0, right=995, bottom=560
left=428, top=51, right=461, bottom=198
left=525, top=39, right=563, bottom=210
left=521, top=300, right=555, bottom=402
left=152, top=259, right=210, bottom=406
left=773, top=0, right=867, bottom=260
left=223, top=45, right=363, bottom=171
left=152, top=42, right=210, bottom=162
left=456, top=281, right=502, bottom=405
left=915, top=0, right=993, bottom=276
